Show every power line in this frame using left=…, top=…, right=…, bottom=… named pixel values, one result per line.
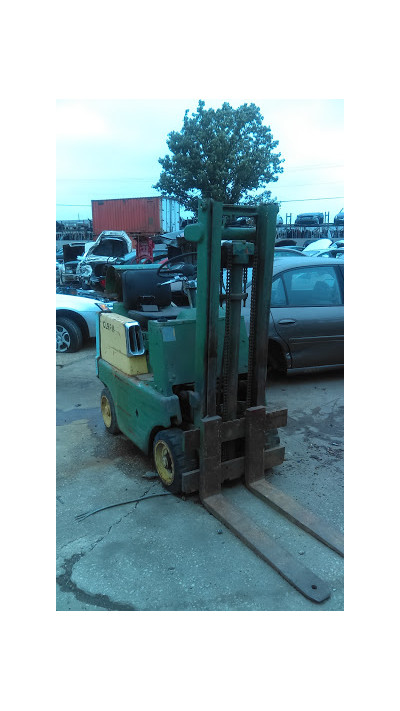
left=276, top=181, right=343, bottom=190
left=278, top=196, right=343, bottom=203
left=282, top=163, right=343, bottom=172
left=57, top=195, right=344, bottom=208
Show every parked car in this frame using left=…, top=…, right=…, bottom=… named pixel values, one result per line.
left=76, top=231, right=134, bottom=289
left=302, top=238, right=333, bottom=255
left=334, top=208, right=344, bottom=225
left=294, top=212, right=324, bottom=226
left=56, top=293, right=112, bottom=353
left=243, top=256, right=344, bottom=374
left=313, top=247, right=344, bottom=259
left=58, top=242, right=92, bottom=285
left=274, top=247, right=307, bottom=258
left=275, top=239, right=298, bottom=247
left=75, top=231, right=169, bottom=289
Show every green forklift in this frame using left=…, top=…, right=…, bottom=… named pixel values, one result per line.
left=96, top=199, right=343, bottom=602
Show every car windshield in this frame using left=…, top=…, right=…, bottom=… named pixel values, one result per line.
left=91, top=239, right=128, bottom=257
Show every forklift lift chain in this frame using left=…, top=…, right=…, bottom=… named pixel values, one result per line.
left=246, top=248, right=258, bottom=408
left=221, top=243, right=233, bottom=422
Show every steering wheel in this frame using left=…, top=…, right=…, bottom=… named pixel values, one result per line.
left=156, top=252, right=197, bottom=278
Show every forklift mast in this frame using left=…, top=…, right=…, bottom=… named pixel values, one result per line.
left=185, top=199, right=277, bottom=426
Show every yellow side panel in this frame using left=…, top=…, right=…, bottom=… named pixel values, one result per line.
left=99, top=312, right=148, bottom=376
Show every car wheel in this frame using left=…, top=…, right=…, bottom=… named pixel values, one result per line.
left=56, top=317, right=83, bottom=353
left=100, top=387, right=120, bottom=434
left=153, top=428, right=187, bottom=494
left=267, top=341, right=287, bottom=377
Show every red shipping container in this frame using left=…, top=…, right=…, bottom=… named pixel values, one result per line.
left=91, top=197, right=180, bottom=237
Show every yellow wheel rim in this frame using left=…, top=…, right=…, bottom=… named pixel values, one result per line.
left=154, top=440, right=175, bottom=486
left=101, top=395, right=112, bottom=428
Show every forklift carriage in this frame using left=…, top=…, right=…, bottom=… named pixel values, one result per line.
left=95, top=199, right=343, bottom=602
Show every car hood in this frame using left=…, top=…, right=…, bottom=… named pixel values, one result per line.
left=56, top=294, right=109, bottom=310
left=82, top=231, right=133, bottom=259
left=303, top=238, right=332, bottom=252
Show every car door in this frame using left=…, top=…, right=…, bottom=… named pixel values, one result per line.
left=270, top=264, right=344, bottom=369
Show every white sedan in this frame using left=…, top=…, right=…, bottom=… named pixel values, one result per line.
left=56, top=293, right=112, bottom=353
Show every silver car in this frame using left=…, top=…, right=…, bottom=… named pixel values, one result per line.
left=244, top=256, right=344, bottom=374
left=56, top=294, right=112, bottom=353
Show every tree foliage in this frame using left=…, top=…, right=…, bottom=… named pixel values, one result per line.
left=153, top=100, right=284, bottom=214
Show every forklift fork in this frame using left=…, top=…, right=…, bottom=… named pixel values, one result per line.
left=244, top=406, right=344, bottom=558
left=198, top=411, right=343, bottom=604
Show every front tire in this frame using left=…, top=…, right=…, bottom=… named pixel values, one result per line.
left=153, top=429, right=186, bottom=494
left=56, top=317, right=83, bottom=353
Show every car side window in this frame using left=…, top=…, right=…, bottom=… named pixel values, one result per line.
left=282, top=266, right=342, bottom=306
left=270, top=276, right=287, bottom=306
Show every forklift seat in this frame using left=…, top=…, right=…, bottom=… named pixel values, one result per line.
left=127, top=305, right=181, bottom=329
left=122, top=269, right=181, bottom=329
left=122, top=269, right=172, bottom=309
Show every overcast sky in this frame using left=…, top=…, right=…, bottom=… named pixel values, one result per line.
left=56, top=98, right=344, bottom=223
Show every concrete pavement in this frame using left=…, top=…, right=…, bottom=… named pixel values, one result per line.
left=56, top=341, right=344, bottom=611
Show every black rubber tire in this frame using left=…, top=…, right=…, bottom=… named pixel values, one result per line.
left=56, top=316, right=83, bottom=353
left=100, top=387, right=120, bottom=434
left=153, top=428, right=186, bottom=494
left=267, top=341, right=287, bottom=377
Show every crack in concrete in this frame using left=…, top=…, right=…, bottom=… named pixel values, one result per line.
left=56, top=552, right=136, bottom=611
left=57, top=485, right=163, bottom=610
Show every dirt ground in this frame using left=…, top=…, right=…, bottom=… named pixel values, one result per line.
left=56, top=340, right=344, bottom=611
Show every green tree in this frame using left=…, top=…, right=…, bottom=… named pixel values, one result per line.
left=153, top=100, right=284, bottom=214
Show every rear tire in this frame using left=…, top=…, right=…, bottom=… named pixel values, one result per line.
left=267, top=341, right=287, bottom=377
left=100, top=387, right=120, bottom=434
left=153, top=429, right=186, bottom=494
